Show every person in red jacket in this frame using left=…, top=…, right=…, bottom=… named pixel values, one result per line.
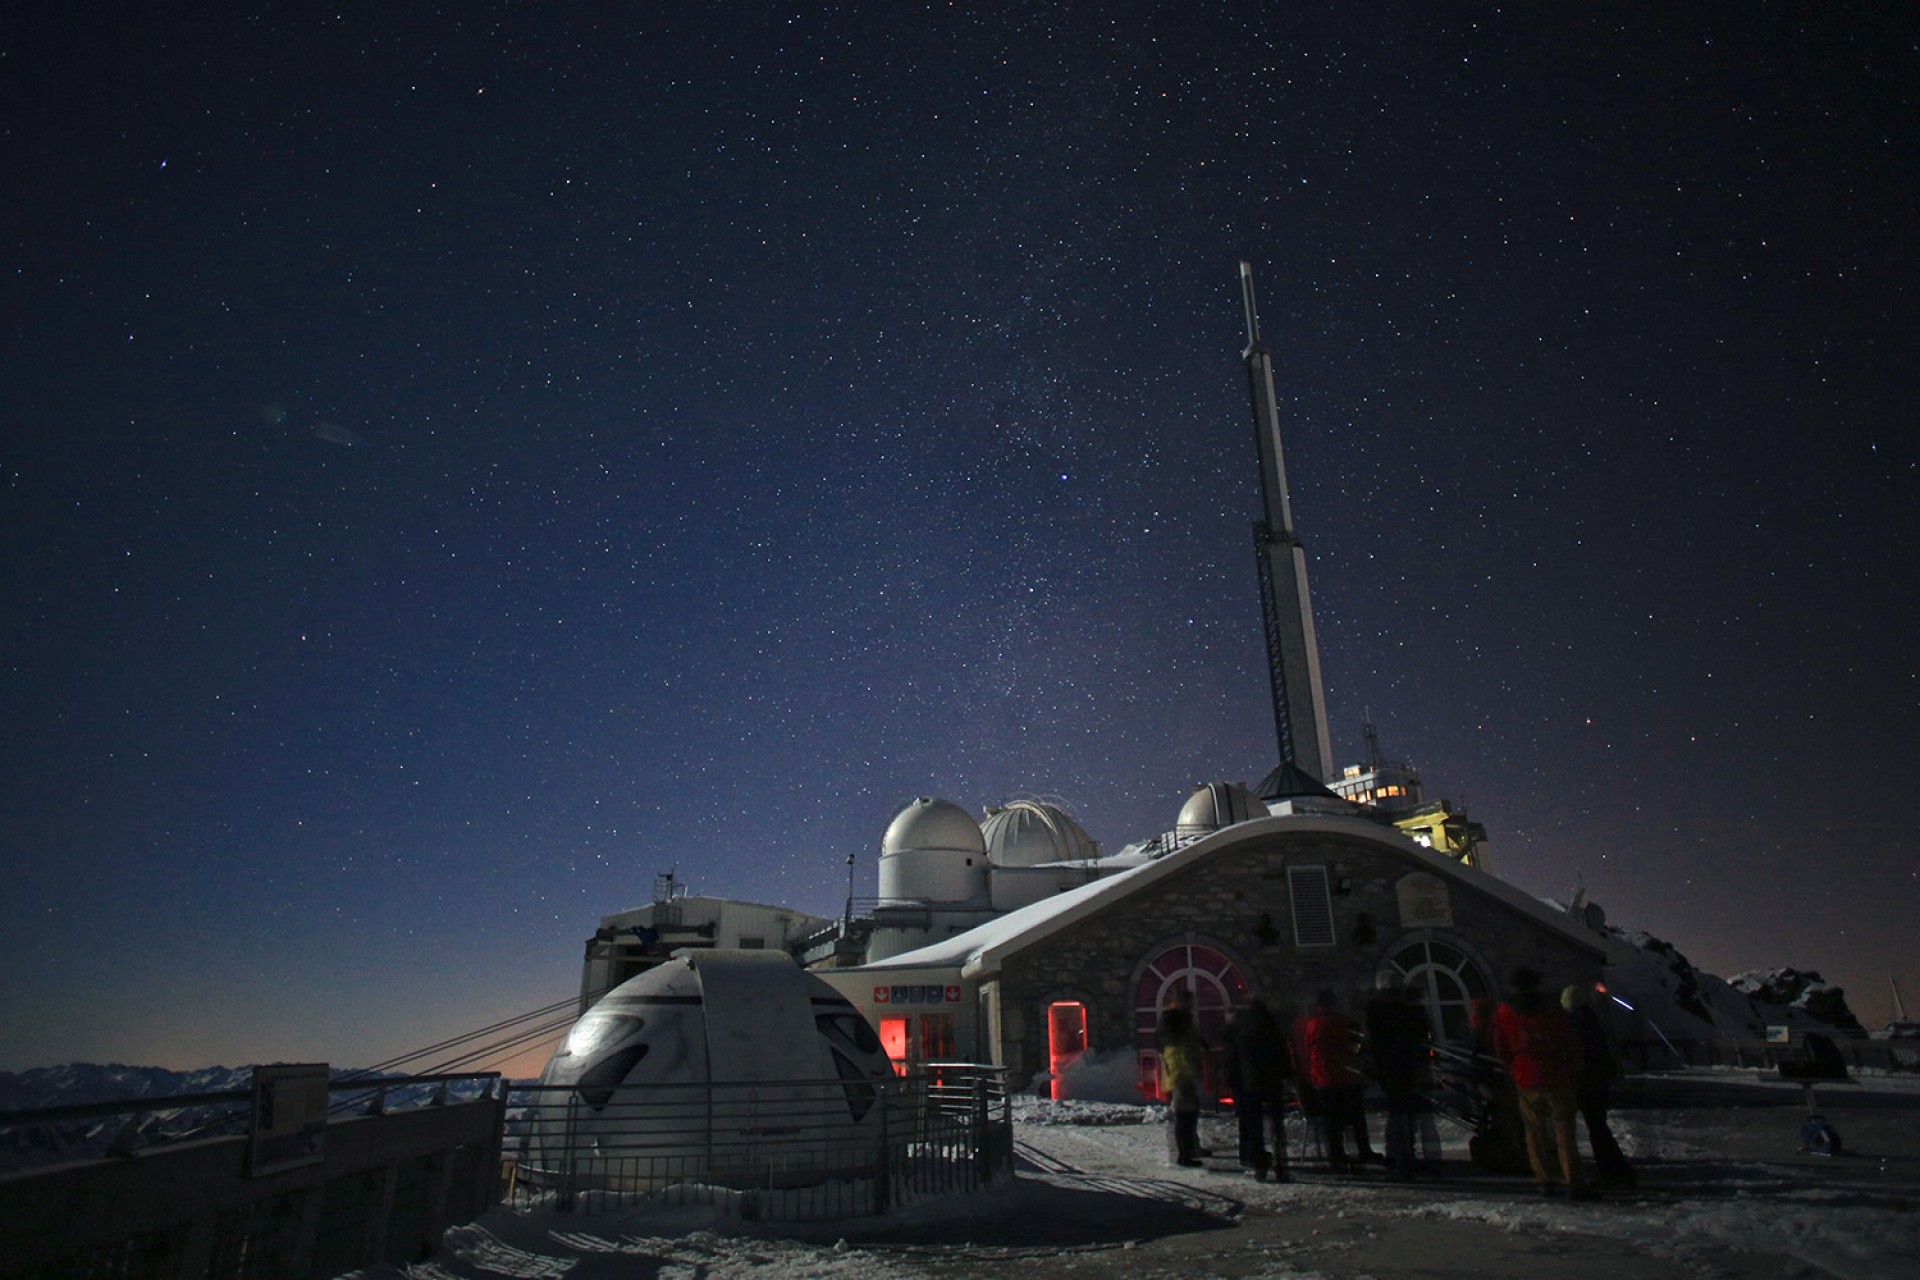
left=1492, top=967, right=1591, bottom=1198
left=1294, top=989, right=1377, bottom=1172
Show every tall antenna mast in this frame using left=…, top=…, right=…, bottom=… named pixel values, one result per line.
left=1239, top=261, right=1333, bottom=783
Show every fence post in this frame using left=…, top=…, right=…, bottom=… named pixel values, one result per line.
left=558, top=1092, right=578, bottom=1213
left=422, top=1149, right=454, bottom=1259
left=360, top=1164, right=399, bottom=1268
left=289, top=1185, right=323, bottom=1279
left=872, top=1083, right=891, bottom=1214
left=484, top=1086, right=509, bottom=1210
left=972, top=1074, right=990, bottom=1187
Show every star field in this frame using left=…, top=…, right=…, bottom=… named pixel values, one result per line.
left=2, top=3, right=1912, bottom=1071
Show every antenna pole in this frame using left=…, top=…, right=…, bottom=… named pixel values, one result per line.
left=1238, top=262, right=1333, bottom=782
left=1240, top=259, right=1262, bottom=350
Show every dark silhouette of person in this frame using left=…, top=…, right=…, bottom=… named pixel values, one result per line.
left=1365, top=973, right=1431, bottom=1180
left=1223, top=996, right=1294, bottom=1181
left=1493, top=967, right=1590, bottom=1198
left=1295, top=989, right=1376, bottom=1172
left=1563, top=984, right=1634, bottom=1187
left=1158, top=1004, right=1205, bottom=1166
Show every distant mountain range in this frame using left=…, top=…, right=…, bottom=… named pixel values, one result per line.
left=0, top=1062, right=257, bottom=1115
left=0, top=914, right=1885, bottom=1172
left=0, top=1064, right=494, bottom=1174
left=0, top=1064, right=265, bottom=1173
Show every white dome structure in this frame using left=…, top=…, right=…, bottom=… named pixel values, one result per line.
left=528, top=950, right=895, bottom=1190
left=981, top=799, right=1098, bottom=867
left=1175, top=781, right=1263, bottom=840
left=877, top=796, right=988, bottom=904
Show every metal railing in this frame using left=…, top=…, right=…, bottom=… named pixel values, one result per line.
left=0, top=1073, right=502, bottom=1169
left=0, top=1073, right=504, bottom=1280
left=502, top=1063, right=1011, bottom=1220
left=1617, top=1034, right=1920, bottom=1074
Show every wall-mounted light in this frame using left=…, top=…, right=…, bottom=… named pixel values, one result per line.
left=1255, top=912, right=1279, bottom=945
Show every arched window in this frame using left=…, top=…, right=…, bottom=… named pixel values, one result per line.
left=1132, top=943, right=1250, bottom=1099
left=1380, top=937, right=1491, bottom=1047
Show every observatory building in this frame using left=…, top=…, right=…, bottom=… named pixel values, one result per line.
left=576, top=872, right=836, bottom=1012
left=530, top=949, right=896, bottom=1190
left=859, top=797, right=1101, bottom=964
left=565, top=780, right=1584, bottom=1099
left=554, top=265, right=1565, bottom=1099
left=803, top=791, right=1599, bottom=1097
left=1320, top=722, right=1491, bottom=872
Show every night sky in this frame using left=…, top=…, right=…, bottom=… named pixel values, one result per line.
left=4, top=4, right=1912, bottom=1074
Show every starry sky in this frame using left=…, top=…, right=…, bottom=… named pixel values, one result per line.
left=3, top=4, right=1913, bottom=1074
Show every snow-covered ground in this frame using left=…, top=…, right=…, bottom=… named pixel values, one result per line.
left=349, top=1071, right=1920, bottom=1280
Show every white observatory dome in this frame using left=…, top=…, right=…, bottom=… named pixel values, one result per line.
left=877, top=796, right=989, bottom=904
left=882, top=796, right=987, bottom=858
left=981, top=799, right=1097, bottom=867
left=528, top=950, right=895, bottom=1190
left=1176, top=781, right=1263, bottom=840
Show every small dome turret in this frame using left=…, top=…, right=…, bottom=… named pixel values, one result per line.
left=981, top=799, right=1097, bottom=867
left=1176, top=781, right=1263, bottom=840
left=881, top=796, right=987, bottom=859
left=878, top=796, right=989, bottom=904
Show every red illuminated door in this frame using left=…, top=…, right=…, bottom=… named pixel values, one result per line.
left=878, top=1016, right=909, bottom=1075
left=1047, top=1001, right=1088, bottom=1100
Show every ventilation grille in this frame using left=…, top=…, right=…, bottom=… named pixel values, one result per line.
left=1288, top=865, right=1336, bottom=948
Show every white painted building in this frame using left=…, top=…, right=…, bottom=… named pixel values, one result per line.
left=579, top=872, right=835, bottom=1013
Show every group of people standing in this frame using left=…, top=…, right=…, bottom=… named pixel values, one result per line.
left=1155, top=966, right=1632, bottom=1197
left=1489, top=965, right=1634, bottom=1197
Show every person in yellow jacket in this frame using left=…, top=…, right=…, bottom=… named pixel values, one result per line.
left=1159, top=1004, right=1205, bottom=1166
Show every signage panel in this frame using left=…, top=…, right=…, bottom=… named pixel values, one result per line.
left=249, top=1063, right=329, bottom=1177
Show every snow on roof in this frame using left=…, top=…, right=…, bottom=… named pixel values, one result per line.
left=856, top=812, right=1605, bottom=978
left=856, top=854, right=1159, bottom=972
left=600, top=894, right=827, bottom=924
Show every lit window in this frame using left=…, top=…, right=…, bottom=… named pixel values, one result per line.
left=919, top=1013, right=957, bottom=1061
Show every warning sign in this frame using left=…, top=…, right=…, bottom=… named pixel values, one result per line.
left=872, top=984, right=959, bottom=1005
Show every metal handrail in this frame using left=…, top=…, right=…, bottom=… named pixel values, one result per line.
left=0, top=1071, right=500, bottom=1129
left=501, top=1064, right=1011, bottom=1216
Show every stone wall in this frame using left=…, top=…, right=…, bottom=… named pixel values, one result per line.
left=994, top=826, right=1602, bottom=1089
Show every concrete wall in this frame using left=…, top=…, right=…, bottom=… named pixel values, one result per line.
left=0, top=1095, right=503, bottom=1280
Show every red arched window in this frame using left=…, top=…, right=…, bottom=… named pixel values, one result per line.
left=1133, top=943, right=1249, bottom=1100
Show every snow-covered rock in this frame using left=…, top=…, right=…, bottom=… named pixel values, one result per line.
left=1726, top=968, right=1866, bottom=1034
left=1546, top=901, right=1862, bottom=1060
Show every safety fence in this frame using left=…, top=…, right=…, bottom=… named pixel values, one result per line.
left=0, top=1073, right=503, bottom=1280
left=502, top=1063, right=1012, bottom=1221
left=1617, top=1035, right=1920, bottom=1074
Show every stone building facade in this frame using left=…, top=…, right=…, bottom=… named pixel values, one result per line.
left=825, top=814, right=1605, bottom=1097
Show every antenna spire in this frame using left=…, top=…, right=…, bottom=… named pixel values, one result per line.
left=1238, top=262, right=1333, bottom=783
left=1239, top=259, right=1262, bottom=351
